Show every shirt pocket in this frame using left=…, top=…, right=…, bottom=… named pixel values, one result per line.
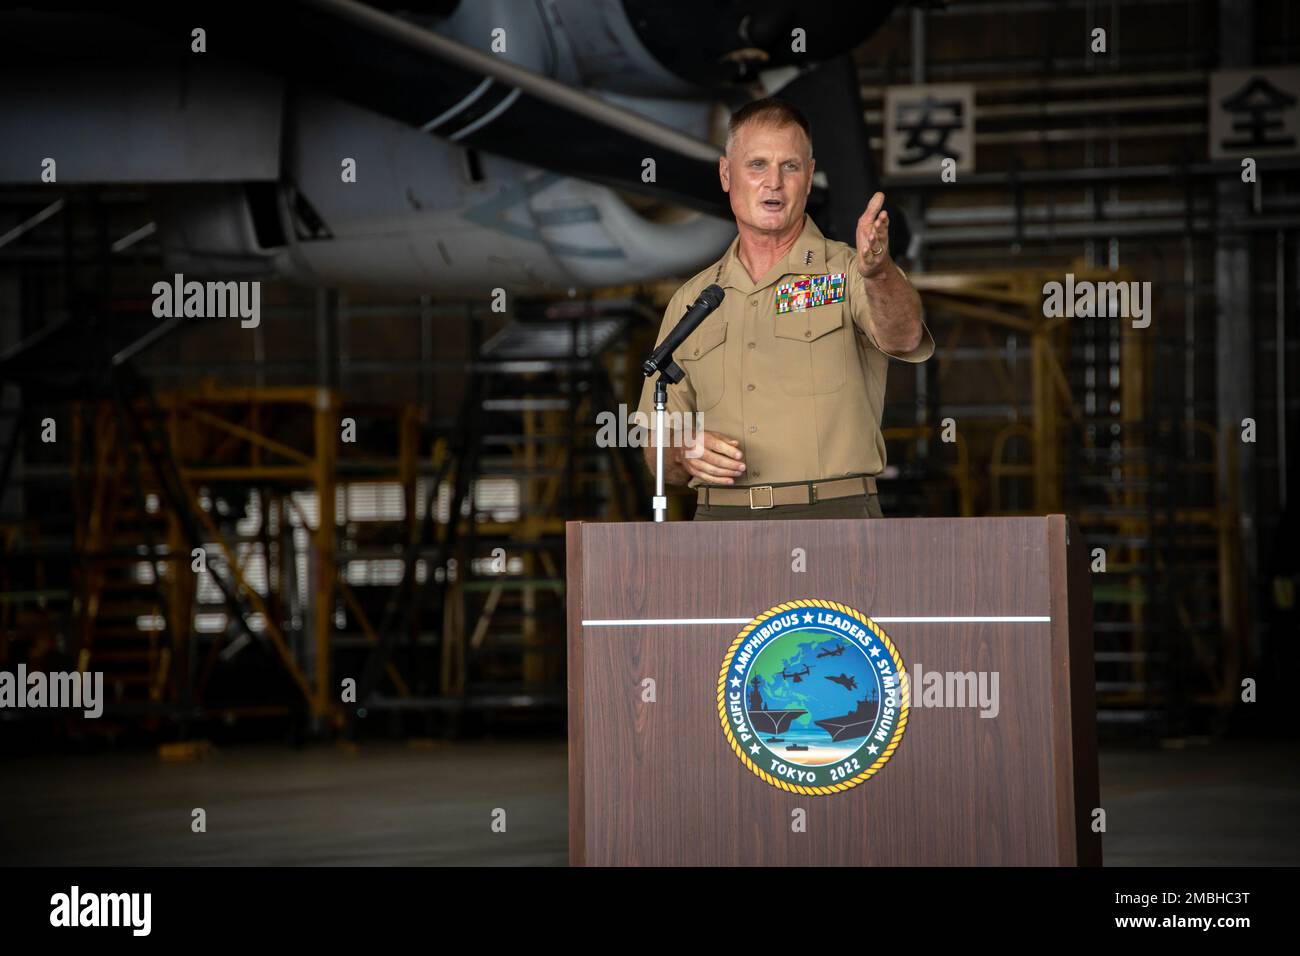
left=772, top=302, right=847, bottom=396
left=679, top=318, right=728, bottom=411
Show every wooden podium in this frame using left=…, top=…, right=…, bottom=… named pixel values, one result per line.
left=566, top=515, right=1101, bottom=866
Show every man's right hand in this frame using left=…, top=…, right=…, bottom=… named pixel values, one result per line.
left=680, top=430, right=745, bottom=484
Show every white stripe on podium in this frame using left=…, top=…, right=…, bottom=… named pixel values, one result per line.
left=580, top=615, right=1051, bottom=626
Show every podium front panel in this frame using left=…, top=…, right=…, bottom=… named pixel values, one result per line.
left=566, top=516, right=1100, bottom=867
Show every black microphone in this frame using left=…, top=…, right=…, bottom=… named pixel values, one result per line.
left=642, top=284, right=726, bottom=378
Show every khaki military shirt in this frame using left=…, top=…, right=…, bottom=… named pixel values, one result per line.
left=637, top=215, right=934, bottom=487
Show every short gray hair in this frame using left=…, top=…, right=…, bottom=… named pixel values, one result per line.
left=724, top=97, right=814, bottom=158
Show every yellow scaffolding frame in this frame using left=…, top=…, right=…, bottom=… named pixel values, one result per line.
left=907, top=266, right=1244, bottom=717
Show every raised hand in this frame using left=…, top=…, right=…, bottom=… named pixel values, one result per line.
left=855, top=191, right=891, bottom=279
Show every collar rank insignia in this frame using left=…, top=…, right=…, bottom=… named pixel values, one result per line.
left=775, top=273, right=846, bottom=314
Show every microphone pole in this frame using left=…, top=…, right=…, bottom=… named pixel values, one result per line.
left=652, top=377, right=672, bottom=523
left=641, top=285, right=726, bottom=523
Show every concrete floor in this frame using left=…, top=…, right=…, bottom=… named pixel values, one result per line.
left=1, top=738, right=1296, bottom=865
left=1097, top=741, right=1300, bottom=866
left=0, top=740, right=570, bottom=866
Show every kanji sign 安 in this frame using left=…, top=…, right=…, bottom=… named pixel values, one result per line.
left=884, top=83, right=975, bottom=177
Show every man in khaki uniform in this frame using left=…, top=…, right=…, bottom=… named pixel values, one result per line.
left=638, top=98, right=933, bottom=520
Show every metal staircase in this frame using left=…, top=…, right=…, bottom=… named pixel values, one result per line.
left=1064, top=290, right=1239, bottom=735
left=910, top=265, right=1244, bottom=738
left=351, top=296, right=654, bottom=729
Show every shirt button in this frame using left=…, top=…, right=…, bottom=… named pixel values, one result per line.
left=747, top=342, right=756, bottom=350
left=752, top=470, right=760, bottom=477
left=693, top=347, right=699, bottom=355
left=749, top=425, right=757, bottom=433
left=749, top=299, right=757, bottom=307
left=804, top=330, right=812, bottom=338
left=746, top=384, right=755, bottom=391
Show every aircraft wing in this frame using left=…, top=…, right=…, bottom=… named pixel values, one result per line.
left=113, top=0, right=740, bottom=216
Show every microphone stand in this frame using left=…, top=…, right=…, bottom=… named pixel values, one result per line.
left=640, top=284, right=726, bottom=523
left=649, top=361, right=684, bottom=523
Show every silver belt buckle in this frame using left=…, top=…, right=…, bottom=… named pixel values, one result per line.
left=749, top=485, right=774, bottom=509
